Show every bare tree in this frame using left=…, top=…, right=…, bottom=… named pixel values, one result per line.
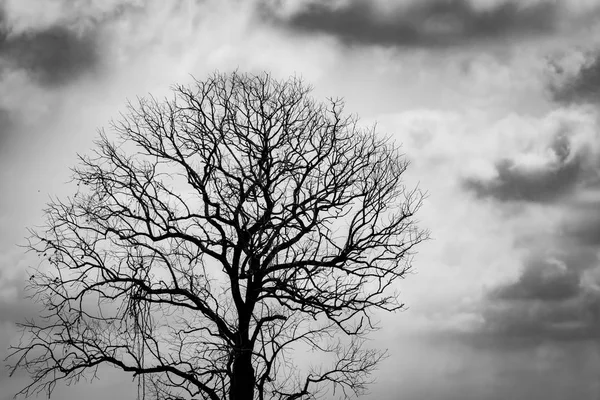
left=7, top=72, right=426, bottom=400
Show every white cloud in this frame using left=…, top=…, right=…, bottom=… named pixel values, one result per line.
left=1, top=0, right=142, bottom=33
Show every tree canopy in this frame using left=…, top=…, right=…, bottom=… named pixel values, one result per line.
left=8, top=72, right=426, bottom=400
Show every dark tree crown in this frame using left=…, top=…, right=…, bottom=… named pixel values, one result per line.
left=7, top=72, right=427, bottom=400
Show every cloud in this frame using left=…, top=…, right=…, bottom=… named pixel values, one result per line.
left=464, top=156, right=583, bottom=203
left=479, top=241, right=600, bottom=344
left=459, top=269, right=600, bottom=348
left=550, top=51, right=600, bottom=105
left=0, top=0, right=143, bottom=35
left=409, top=106, right=600, bottom=351
left=490, top=255, right=581, bottom=302
left=0, top=106, right=13, bottom=148
left=461, top=132, right=600, bottom=346
left=0, top=25, right=102, bottom=87
left=480, top=287, right=600, bottom=345
left=262, top=0, right=566, bottom=48
left=463, top=131, right=592, bottom=203
left=0, top=0, right=145, bottom=88
left=563, top=204, right=600, bottom=246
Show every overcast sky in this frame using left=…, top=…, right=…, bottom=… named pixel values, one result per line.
left=1, top=0, right=600, bottom=399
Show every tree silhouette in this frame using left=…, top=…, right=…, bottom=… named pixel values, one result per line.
left=8, top=72, right=426, bottom=400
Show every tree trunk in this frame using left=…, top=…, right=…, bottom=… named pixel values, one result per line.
left=230, top=270, right=257, bottom=400
left=230, top=346, right=255, bottom=400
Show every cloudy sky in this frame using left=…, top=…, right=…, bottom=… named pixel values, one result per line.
left=2, top=0, right=600, bottom=399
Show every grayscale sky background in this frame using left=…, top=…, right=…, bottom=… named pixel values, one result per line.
left=1, top=0, right=600, bottom=399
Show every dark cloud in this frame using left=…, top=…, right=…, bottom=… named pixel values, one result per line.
left=461, top=129, right=600, bottom=347
left=459, top=252, right=600, bottom=349
left=0, top=25, right=102, bottom=87
left=262, top=0, right=560, bottom=48
left=464, top=135, right=585, bottom=203
left=470, top=212, right=600, bottom=347
left=550, top=52, right=600, bottom=105
left=563, top=207, right=600, bottom=246
left=0, top=107, right=13, bottom=148
left=479, top=285, right=600, bottom=345
left=490, top=256, right=580, bottom=302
